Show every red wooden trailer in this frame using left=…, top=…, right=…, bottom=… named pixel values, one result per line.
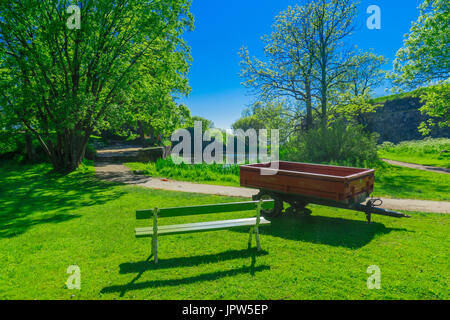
left=240, top=161, right=409, bottom=223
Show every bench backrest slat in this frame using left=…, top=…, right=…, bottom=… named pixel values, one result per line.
left=136, top=200, right=273, bottom=219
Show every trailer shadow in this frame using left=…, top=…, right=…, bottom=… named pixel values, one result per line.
left=239, top=213, right=409, bottom=249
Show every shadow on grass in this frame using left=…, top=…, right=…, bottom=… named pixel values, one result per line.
left=102, top=248, right=269, bottom=297
left=120, top=248, right=269, bottom=273
left=374, top=166, right=450, bottom=200
left=0, top=162, right=126, bottom=238
left=235, top=213, right=409, bottom=249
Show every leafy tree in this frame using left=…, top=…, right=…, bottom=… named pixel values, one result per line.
left=344, top=51, right=387, bottom=97
left=418, top=83, right=450, bottom=135
left=330, top=51, right=387, bottom=124
left=240, top=0, right=360, bottom=128
left=126, top=37, right=192, bottom=145
left=0, top=0, right=193, bottom=171
left=310, top=0, right=358, bottom=124
left=235, top=100, right=296, bottom=143
left=239, top=3, right=316, bottom=129
left=329, top=91, right=377, bottom=125
left=186, top=116, right=214, bottom=131
left=391, top=0, right=449, bottom=134
left=231, top=116, right=265, bottom=132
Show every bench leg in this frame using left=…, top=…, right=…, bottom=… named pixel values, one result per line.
left=248, top=226, right=254, bottom=249
left=152, top=208, right=159, bottom=264
left=152, top=236, right=158, bottom=264
left=255, top=226, right=261, bottom=251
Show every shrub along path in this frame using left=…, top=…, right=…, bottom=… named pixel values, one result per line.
left=95, top=163, right=450, bottom=214
left=382, top=159, right=450, bottom=174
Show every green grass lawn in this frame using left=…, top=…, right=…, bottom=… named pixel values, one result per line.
left=372, top=162, right=450, bottom=201
left=0, top=161, right=449, bottom=299
left=378, top=138, right=450, bottom=169
left=126, top=159, right=450, bottom=201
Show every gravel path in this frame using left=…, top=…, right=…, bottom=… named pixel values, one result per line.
left=382, top=159, right=450, bottom=174
left=95, top=163, right=450, bottom=214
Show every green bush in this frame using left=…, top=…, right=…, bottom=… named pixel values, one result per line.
left=281, top=121, right=379, bottom=167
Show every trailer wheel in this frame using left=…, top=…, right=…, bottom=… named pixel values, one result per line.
left=253, top=192, right=283, bottom=217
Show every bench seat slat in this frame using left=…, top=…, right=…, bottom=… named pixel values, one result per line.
left=135, top=217, right=270, bottom=238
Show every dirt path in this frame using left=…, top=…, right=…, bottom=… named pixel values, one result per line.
left=382, top=159, right=450, bottom=174
left=95, top=163, right=450, bottom=214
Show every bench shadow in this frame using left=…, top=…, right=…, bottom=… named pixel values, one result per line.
left=234, top=214, right=410, bottom=249
left=101, top=248, right=269, bottom=297
left=120, top=248, right=268, bottom=273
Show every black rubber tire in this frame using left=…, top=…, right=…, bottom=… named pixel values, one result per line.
left=257, top=192, right=283, bottom=217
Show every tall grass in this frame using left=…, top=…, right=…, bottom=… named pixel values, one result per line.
left=125, top=158, right=241, bottom=186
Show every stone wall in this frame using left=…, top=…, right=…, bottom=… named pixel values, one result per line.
left=364, top=97, right=450, bottom=143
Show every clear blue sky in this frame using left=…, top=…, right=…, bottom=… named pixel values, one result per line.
left=181, top=0, right=423, bottom=129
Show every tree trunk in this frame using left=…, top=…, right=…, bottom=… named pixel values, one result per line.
left=137, top=121, right=146, bottom=147
left=25, top=133, right=35, bottom=162
left=34, top=129, right=91, bottom=172
left=305, top=80, right=313, bottom=130
left=320, top=61, right=328, bottom=127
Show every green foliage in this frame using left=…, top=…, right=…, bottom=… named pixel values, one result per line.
left=343, top=51, right=388, bottom=97
left=417, top=83, right=450, bottom=135
left=378, top=138, right=450, bottom=168
left=232, top=100, right=293, bottom=143
left=329, top=91, right=380, bottom=125
left=185, top=116, right=215, bottom=131
left=281, top=121, right=379, bottom=167
left=0, top=162, right=449, bottom=299
left=391, top=0, right=449, bottom=87
left=0, top=0, right=193, bottom=171
left=231, top=115, right=265, bottom=132
left=239, top=0, right=362, bottom=127
left=329, top=51, right=387, bottom=124
left=238, top=1, right=387, bottom=131
left=390, top=0, right=449, bottom=134
left=0, top=130, right=20, bottom=155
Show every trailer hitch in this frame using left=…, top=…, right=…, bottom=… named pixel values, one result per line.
left=364, top=198, right=382, bottom=223
left=355, top=198, right=411, bottom=223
